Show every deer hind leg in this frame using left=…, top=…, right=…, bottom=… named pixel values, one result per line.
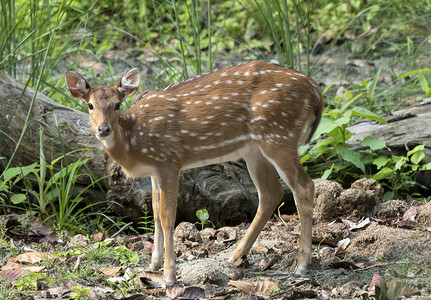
left=150, top=176, right=164, bottom=271
left=229, top=149, right=284, bottom=263
left=259, top=145, right=314, bottom=276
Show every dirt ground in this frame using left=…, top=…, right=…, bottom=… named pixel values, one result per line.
left=1, top=179, right=431, bottom=299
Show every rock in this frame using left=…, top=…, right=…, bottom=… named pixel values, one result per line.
left=417, top=201, right=431, bottom=227
left=174, top=222, right=202, bottom=243
left=314, top=178, right=383, bottom=221
left=177, top=259, right=234, bottom=286
left=376, top=200, right=409, bottom=220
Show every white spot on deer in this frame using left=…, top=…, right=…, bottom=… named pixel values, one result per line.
left=214, top=80, right=220, bottom=85
left=130, top=137, right=137, bottom=146
left=195, top=101, right=202, bottom=104
left=223, top=96, right=229, bottom=100
left=226, top=80, right=233, bottom=84
left=250, top=134, right=263, bottom=141
left=260, top=70, right=266, bottom=74
left=180, top=109, right=187, bottom=113
left=291, top=77, right=298, bottom=80
left=289, top=132, right=295, bottom=137
left=205, top=101, right=213, bottom=105
left=212, top=96, right=219, bottom=100
left=256, top=102, right=262, bottom=106
left=260, top=90, right=267, bottom=94
left=141, top=148, right=148, bottom=153
left=225, top=114, right=232, bottom=117
left=139, top=104, right=143, bottom=108
left=189, top=132, right=198, bottom=137
left=139, top=132, right=144, bottom=136
left=237, top=80, right=244, bottom=85
left=191, top=117, right=198, bottom=121
left=150, top=147, right=155, bottom=152
left=190, top=91, right=196, bottom=95
left=221, top=72, right=228, bottom=76
left=220, top=122, right=228, bottom=126
left=271, top=88, right=278, bottom=91
left=199, top=136, right=208, bottom=140
left=251, top=107, right=257, bottom=111
left=244, top=71, right=250, bottom=76
left=206, top=115, right=215, bottom=119
left=181, top=130, right=189, bottom=134
left=233, top=101, right=240, bottom=105
left=144, top=104, right=150, bottom=107
left=201, top=121, right=209, bottom=125
left=168, top=113, right=175, bottom=118
left=234, top=71, right=240, bottom=76
left=251, top=116, right=267, bottom=123
left=276, top=83, right=283, bottom=87
left=183, top=93, right=189, bottom=97
left=232, top=92, right=239, bottom=96
left=215, top=106, right=221, bottom=109
left=266, top=69, right=272, bottom=73
left=204, top=84, right=211, bottom=88
left=262, top=104, right=268, bottom=108
left=253, top=71, right=259, bottom=76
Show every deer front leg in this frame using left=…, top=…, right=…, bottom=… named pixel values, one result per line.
left=150, top=176, right=164, bottom=271
left=156, top=172, right=179, bottom=287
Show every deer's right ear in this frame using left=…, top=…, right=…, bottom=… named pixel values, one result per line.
left=65, top=71, right=91, bottom=101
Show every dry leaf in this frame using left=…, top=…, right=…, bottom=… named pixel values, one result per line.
left=99, top=266, right=121, bottom=276
left=402, top=207, right=417, bottom=221
left=228, top=280, right=254, bottom=295
left=228, top=280, right=278, bottom=296
left=92, top=232, right=104, bottom=242
left=15, top=251, right=56, bottom=264
left=254, top=280, right=278, bottom=296
left=252, top=242, right=269, bottom=254
left=368, top=273, right=388, bottom=300
left=334, top=238, right=350, bottom=255
left=387, top=281, right=421, bottom=299
left=329, top=261, right=361, bottom=270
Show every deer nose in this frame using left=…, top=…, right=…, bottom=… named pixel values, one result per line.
left=98, top=122, right=111, bottom=137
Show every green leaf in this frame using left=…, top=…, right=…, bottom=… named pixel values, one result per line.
left=421, top=162, right=431, bottom=170
left=11, top=193, right=27, bottom=204
left=335, top=145, right=365, bottom=173
left=407, top=145, right=424, bottom=157
left=361, top=136, right=386, bottom=151
left=398, top=69, right=431, bottom=78
left=196, top=209, right=209, bottom=222
left=383, top=191, right=395, bottom=201
left=351, top=107, right=388, bottom=124
left=394, top=157, right=408, bottom=170
left=373, top=156, right=390, bottom=169
left=419, top=72, right=429, bottom=94
left=372, top=167, right=393, bottom=180
left=410, top=151, right=425, bottom=165
left=321, top=164, right=334, bottom=180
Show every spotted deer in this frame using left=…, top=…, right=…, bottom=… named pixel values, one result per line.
left=65, top=60, right=323, bottom=286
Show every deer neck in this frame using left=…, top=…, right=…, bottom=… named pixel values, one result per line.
left=99, top=115, right=141, bottom=170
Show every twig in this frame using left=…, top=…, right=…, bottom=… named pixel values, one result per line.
left=111, top=222, right=134, bottom=238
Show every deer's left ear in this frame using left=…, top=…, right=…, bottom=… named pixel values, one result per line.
left=116, top=68, right=140, bottom=98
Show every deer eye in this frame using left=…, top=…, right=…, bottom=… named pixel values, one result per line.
left=88, top=103, right=94, bottom=110
left=115, top=102, right=121, bottom=110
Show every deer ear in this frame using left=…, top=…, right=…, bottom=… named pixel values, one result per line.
left=65, top=71, right=91, bottom=101
left=116, top=68, right=140, bottom=98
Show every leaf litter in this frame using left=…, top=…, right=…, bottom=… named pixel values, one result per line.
left=1, top=188, right=431, bottom=298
